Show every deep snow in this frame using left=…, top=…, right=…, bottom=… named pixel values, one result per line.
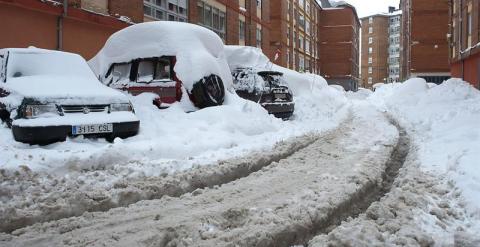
left=1, top=43, right=480, bottom=246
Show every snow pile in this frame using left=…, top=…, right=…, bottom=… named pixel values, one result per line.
left=224, top=45, right=330, bottom=96
left=369, top=78, right=480, bottom=231
left=89, top=21, right=233, bottom=92
left=0, top=48, right=348, bottom=177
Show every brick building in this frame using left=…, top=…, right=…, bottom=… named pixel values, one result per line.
left=143, top=0, right=269, bottom=52
left=269, top=0, right=321, bottom=73
left=360, top=8, right=402, bottom=89
left=449, top=0, right=480, bottom=88
left=360, top=15, right=389, bottom=89
left=319, top=2, right=360, bottom=91
left=400, top=0, right=451, bottom=84
left=0, top=0, right=140, bottom=60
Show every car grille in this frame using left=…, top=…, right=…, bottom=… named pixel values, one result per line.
left=61, top=105, right=109, bottom=114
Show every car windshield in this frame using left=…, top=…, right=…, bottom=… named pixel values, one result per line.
left=259, top=73, right=287, bottom=88
left=137, top=58, right=172, bottom=83
left=111, top=63, right=131, bottom=84
left=6, top=51, right=95, bottom=81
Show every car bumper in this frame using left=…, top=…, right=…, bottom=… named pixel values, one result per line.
left=261, top=102, right=295, bottom=119
left=12, top=121, right=140, bottom=145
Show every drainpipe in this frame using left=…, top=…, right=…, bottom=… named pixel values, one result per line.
left=57, top=0, right=68, bottom=50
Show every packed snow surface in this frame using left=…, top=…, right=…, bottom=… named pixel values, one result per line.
left=369, top=78, right=480, bottom=229
left=89, top=21, right=233, bottom=92
left=310, top=78, right=480, bottom=246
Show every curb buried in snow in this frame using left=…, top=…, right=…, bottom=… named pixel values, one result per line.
left=0, top=132, right=320, bottom=234
left=1, top=110, right=409, bottom=247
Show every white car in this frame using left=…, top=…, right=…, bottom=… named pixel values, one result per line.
left=0, top=48, right=140, bottom=144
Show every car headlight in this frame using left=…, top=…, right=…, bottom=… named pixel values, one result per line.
left=24, top=104, right=59, bottom=119
left=110, top=103, right=133, bottom=112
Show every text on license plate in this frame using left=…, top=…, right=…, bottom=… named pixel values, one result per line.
left=72, top=124, right=113, bottom=135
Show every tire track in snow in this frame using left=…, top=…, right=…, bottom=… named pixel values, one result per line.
left=0, top=128, right=324, bottom=233
left=1, top=107, right=403, bottom=247
left=302, top=119, right=410, bottom=245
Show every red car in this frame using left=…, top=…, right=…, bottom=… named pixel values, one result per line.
left=90, top=22, right=229, bottom=109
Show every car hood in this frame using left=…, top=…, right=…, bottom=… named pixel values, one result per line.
left=3, top=75, right=129, bottom=105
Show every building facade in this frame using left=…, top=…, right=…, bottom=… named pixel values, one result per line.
left=0, top=0, right=137, bottom=59
left=449, top=0, right=480, bottom=88
left=143, top=0, right=188, bottom=23
left=388, top=11, right=402, bottom=83
left=319, top=3, right=360, bottom=91
left=400, top=0, right=450, bottom=84
left=269, top=0, right=321, bottom=73
left=143, top=0, right=269, bottom=52
left=360, top=15, right=389, bottom=89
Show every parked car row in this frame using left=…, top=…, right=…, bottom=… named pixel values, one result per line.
left=0, top=22, right=295, bottom=145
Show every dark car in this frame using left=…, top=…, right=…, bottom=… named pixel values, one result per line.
left=232, top=68, right=295, bottom=119
left=0, top=48, right=140, bottom=145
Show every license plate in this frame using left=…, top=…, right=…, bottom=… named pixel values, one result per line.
left=72, top=124, right=113, bottom=135
left=275, top=93, right=287, bottom=99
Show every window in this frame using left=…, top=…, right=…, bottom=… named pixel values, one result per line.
left=369, top=47, right=373, bottom=54
left=111, top=64, right=131, bottom=84
left=145, top=0, right=186, bottom=21
left=369, top=27, right=373, bottom=34
left=154, top=58, right=171, bottom=80
left=138, top=61, right=155, bottom=82
left=239, top=20, right=246, bottom=41
left=368, top=37, right=373, bottom=44
left=369, top=17, right=373, bottom=24
left=368, top=67, right=372, bottom=74
left=305, top=39, right=310, bottom=54
left=197, top=1, right=226, bottom=41
left=467, top=3, right=472, bottom=47
left=368, top=57, right=372, bottom=64
left=368, top=77, right=373, bottom=84
left=256, top=27, right=262, bottom=48
left=144, top=5, right=152, bottom=16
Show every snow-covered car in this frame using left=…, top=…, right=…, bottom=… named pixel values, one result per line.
left=89, top=21, right=233, bottom=109
left=0, top=48, right=140, bottom=144
left=232, top=68, right=295, bottom=119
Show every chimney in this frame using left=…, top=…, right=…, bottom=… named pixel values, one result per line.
left=388, top=6, right=396, bottom=13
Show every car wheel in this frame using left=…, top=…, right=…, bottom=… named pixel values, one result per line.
left=190, top=75, right=225, bottom=108
left=0, top=110, right=12, bottom=128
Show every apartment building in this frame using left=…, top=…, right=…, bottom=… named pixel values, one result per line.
left=388, top=10, right=402, bottom=83
left=143, top=0, right=269, bottom=50
left=269, top=0, right=321, bottom=73
left=400, top=0, right=450, bottom=84
left=319, top=2, right=360, bottom=91
left=360, top=15, right=389, bottom=89
left=143, top=0, right=188, bottom=23
left=449, top=0, right=480, bottom=88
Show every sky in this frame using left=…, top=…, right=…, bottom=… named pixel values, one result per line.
left=339, top=0, right=401, bottom=18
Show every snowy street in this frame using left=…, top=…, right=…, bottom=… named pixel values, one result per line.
left=1, top=105, right=404, bottom=246
left=1, top=3, right=480, bottom=245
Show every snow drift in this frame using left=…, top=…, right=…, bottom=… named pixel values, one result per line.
left=369, top=78, right=480, bottom=233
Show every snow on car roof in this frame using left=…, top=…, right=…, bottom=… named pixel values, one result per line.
left=2, top=47, right=97, bottom=80
left=89, top=21, right=233, bottom=91
left=0, top=47, right=128, bottom=104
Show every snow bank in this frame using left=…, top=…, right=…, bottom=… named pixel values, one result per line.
left=369, top=78, right=480, bottom=230
left=1, top=46, right=348, bottom=182
left=89, top=21, right=233, bottom=92
left=224, top=45, right=329, bottom=96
